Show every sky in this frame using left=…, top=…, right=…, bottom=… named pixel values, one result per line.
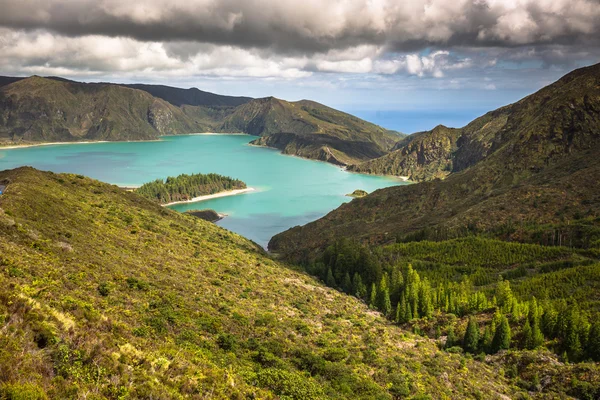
left=1, top=0, right=599, bottom=132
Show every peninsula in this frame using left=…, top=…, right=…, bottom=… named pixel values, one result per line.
left=135, top=172, right=250, bottom=205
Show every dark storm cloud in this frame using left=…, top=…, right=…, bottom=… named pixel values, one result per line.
left=1, top=0, right=599, bottom=55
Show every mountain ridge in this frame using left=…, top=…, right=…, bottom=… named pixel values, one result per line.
left=270, top=62, right=600, bottom=260
left=0, top=76, right=400, bottom=165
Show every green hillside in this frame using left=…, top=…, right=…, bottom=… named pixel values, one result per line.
left=270, top=63, right=600, bottom=258
left=349, top=63, right=600, bottom=181
left=0, top=77, right=205, bottom=143
left=0, top=167, right=541, bottom=399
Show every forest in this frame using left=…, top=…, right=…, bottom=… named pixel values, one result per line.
left=136, top=172, right=246, bottom=204
left=305, top=236, right=600, bottom=364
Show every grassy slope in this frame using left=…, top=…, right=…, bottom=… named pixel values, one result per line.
left=270, top=64, right=600, bottom=259
left=0, top=167, right=527, bottom=399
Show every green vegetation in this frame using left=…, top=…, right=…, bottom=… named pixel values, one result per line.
left=0, top=76, right=205, bottom=142
left=0, top=76, right=401, bottom=166
left=0, top=167, right=536, bottom=399
left=270, top=63, right=600, bottom=259
left=307, top=236, right=600, bottom=363
left=346, top=189, right=368, bottom=198
left=136, top=172, right=246, bottom=204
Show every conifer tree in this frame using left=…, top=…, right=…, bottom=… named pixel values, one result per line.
left=523, top=318, right=533, bottom=349
left=412, top=297, right=419, bottom=320
left=446, top=326, right=457, bottom=349
left=353, top=273, right=367, bottom=299
left=531, top=319, right=544, bottom=349
left=395, top=301, right=403, bottom=324
left=396, top=293, right=408, bottom=323
left=326, top=267, right=336, bottom=288
left=481, top=326, right=494, bottom=354
left=351, top=273, right=360, bottom=296
left=342, top=272, right=352, bottom=294
left=541, top=307, right=557, bottom=338
left=369, top=283, right=377, bottom=309
left=463, top=317, right=480, bottom=354
left=381, top=288, right=392, bottom=317
left=586, top=321, right=600, bottom=361
left=491, top=315, right=511, bottom=353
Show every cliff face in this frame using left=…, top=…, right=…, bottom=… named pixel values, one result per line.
left=270, top=63, right=600, bottom=260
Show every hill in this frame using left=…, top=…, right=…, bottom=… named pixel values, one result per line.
left=0, top=167, right=540, bottom=399
left=270, top=62, right=600, bottom=259
left=223, top=98, right=403, bottom=165
left=120, top=83, right=252, bottom=108
left=0, top=76, right=204, bottom=142
left=349, top=63, right=600, bottom=181
left=0, top=76, right=401, bottom=166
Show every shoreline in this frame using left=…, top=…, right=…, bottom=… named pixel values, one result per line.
left=163, top=187, right=256, bottom=206
left=0, top=141, right=112, bottom=150
left=0, top=133, right=249, bottom=150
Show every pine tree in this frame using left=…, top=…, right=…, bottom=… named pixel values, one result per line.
left=395, top=301, right=403, bottom=324
left=482, top=325, right=493, bottom=354
left=326, top=267, right=336, bottom=288
left=342, top=272, right=352, bottom=294
left=586, top=321, right=600, bottom=361
left=353, top=273, right=367, bottom=299
left=491, top=315, right=511, bottom=353
left=531, top=319, right=544, bottom=349
left=381, top=289, right=392, bottom=317
left=541, top=307, right=557, bottom=338
left=463, top=317, right=480, bottom=354
left=369, top=283, right=377, bottom=309
left=412, top=297, right=419, bottom=320
left=396, top=293, right=407, bottom=323
left=351, top=273, right=360, bottom=296
left=405, top=298, right=413, bottom=321
left=522, top=318, right=533, bottom=349
left=446, top=326, right=457, bottom=349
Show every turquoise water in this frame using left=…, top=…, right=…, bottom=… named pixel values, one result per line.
left=0, top=135, right=405, bottom=247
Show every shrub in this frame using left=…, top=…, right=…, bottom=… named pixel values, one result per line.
left=97, top=282, right=110, bottom=297
left=256, top=368, right=323, bottom=400
left=323, top=347, right=348, bottom=362
left=216, top=333, right=237, bottom=351
left=0, top=383, right=48, bottom=400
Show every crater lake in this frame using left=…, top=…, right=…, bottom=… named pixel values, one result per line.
left=0, top=134, right=406, bottom=247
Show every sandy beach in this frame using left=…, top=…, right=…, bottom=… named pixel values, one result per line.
left=0, top=134, right=249, bottom=150
left=0, top=141, right=114, bottom=150
left=162, top=187, right=256, bottom=206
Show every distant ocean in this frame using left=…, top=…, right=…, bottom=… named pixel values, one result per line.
left=348, top=109, right=491, bottom=134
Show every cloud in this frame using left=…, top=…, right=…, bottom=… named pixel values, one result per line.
left=0, top=0, right=599, bottom=54
left=0, top=0, right=598, bottom=104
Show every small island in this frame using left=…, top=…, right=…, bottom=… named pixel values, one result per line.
left=346, top=189, right=368, bottom=198
left=136, top=172, right=250, bottom=205
left=184, top=209, right=225, bottom=223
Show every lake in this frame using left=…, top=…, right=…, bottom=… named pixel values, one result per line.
left=0, top=134, right=406, bottom=247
